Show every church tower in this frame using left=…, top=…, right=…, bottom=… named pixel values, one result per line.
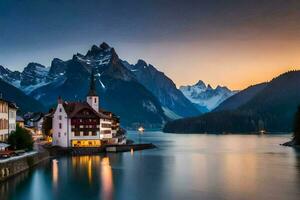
left=86, top=70, right=99, bottom=112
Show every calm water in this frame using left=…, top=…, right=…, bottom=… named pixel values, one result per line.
left=1, top=132, right=300, bottom=200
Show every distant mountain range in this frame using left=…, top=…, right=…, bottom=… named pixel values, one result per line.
left=0, top=78, right=45, bottom=113
left=0, top=42, right=250, bottom=128
left=164, top=71, right=300, bottom=133
left=179, top=80, right=237, bottom=112
left=1, top=42, right=227, bottom=128
left=214, top=83, right=267, bottom=112
left=123, top=59, right=200, bottom=118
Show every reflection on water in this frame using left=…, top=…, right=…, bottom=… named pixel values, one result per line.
left=223, top=154, right=257, bottom=198
left=52, top=160, right=58, bottom=188
left=100, top=157, right=113, bottom=200
left=0, top=169, right=30, bottom=200
left=2, top=132, right=300, bottom=200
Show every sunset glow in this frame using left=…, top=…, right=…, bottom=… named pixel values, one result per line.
left=2, top=0, right=300, bottom=90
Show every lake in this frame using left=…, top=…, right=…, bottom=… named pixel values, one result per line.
left=1, top=132, right=300, bottom=200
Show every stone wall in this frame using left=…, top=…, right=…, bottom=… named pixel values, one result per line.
left=0, top=152, right=49, bottom=182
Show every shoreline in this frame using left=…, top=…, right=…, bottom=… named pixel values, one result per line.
left=0, top=151, right=50, bottom=182
left=280, top=140, right=300, bottom=148
left=45, top=143, right=157, bottom=156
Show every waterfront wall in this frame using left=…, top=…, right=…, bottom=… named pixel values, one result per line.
left=46, top=143, right=156, bottom=155
left=0, top=152, right=49, bottom=182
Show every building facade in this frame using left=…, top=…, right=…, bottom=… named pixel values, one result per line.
left=24, top=112, right=44, bottom=135
left=16, top=115, right=25, bottom=128
left=8, top=103, right=17, bottom=133
left=0, top=98, right=18, bottom=142
left=0, top=99, right=9, bottom=142
left=52, top=72, right=124, bottom=147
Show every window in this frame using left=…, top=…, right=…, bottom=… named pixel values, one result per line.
left=58, top=132, right=61, bottom=137
left=101, top=130, right=111, bottom=134
left=59, top=123, right=62, bottom=129
left=83, top=132, right=89, bottom=136
left=102, top=123, right=111, bottom=128
left=92, top=131, right=97, bottom=136
left=59, top=108, right=62, bottom=112
left=58, top=115, right=62, bottom=120
left=74, top=131, right=80, bottom=137
left=94, top=98, right=97, bottom=103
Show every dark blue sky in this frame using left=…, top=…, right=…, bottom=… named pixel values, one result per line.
left=1, top=0, right=300, bottom=89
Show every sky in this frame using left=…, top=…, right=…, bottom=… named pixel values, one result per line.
left=1, top=0, right=300, bottom=90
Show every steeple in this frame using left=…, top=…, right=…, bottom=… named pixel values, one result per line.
left=87, top=70, right=97, bottom=96
left=86, top=69, right=99, bottom=112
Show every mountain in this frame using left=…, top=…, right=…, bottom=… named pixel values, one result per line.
left=0, top=63, right=49, bottom=94
left=0, top=79, right=46, bottom=113
left=164, top=71, right=300, bottom=133
left=123, top=59, right=200, bottom=119
left=22, top=43, right=168, bottom=128
left=179, top=80, right=237, bottom=112
left=0, top=65, right=21, bottom=87
left=214, top=82, right=268, bottom=112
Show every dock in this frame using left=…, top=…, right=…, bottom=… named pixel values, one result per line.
left=45, top=143, right=156, bottom=156
left=105, top=143, right=156, bottom=152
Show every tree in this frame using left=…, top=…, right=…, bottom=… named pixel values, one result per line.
left=8, top=125, right=34, bottom=150
left=293, top=106, right=300, bottom=145
left=42, top=115, right=52, bottom=136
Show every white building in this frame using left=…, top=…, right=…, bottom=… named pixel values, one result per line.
left=8, top=103, right=17, bottom=133
left=51, top=72, right=121, bottom=147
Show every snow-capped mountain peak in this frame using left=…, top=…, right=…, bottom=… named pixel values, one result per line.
left=179, top=80, right=238, bottom=112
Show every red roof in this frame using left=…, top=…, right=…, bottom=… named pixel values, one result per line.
left=62, top=101, right=110, bottom=119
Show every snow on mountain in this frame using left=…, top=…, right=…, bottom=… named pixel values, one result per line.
left=180, top=80, right=238, bottom=112
left=19, top=63, right=50, bottom=94
left=26, top=42, right=168, bottom=128
left=123, top=59, right=201, bottom=118
left=0, top=63, right=51, bottom=94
